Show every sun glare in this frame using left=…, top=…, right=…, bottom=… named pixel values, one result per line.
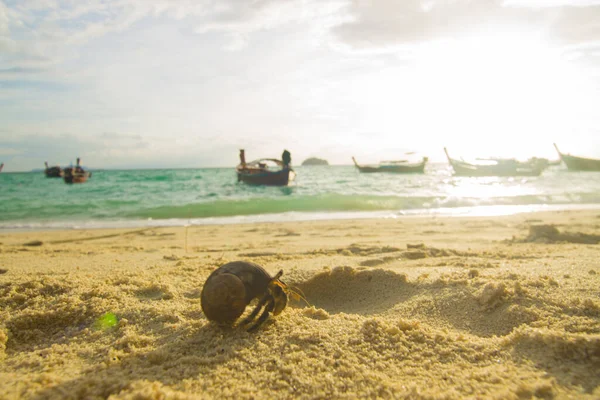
left=410, top=29, right=591, bottom=159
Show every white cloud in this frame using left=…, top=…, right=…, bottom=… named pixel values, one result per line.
left=333, top=0, right=600, bottom=49
left=0, top=0, right=348, bottom=80
left=0, top=1, right=9, bottom=35
left=2, top=0, right=341, bottom=53
left=0, top=1, right=14, bottom=51
left=193, top=0, right=343, bottom=34
left=5, top=0, right=600, bottom=60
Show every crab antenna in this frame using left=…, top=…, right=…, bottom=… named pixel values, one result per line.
left=289, top=286, right=310, bottom=306
left=273, top=270, right=284, bottom=280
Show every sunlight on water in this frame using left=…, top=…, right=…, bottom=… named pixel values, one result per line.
left=442, top=177, right=540, bottom=199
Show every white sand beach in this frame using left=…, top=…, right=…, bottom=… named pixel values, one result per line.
left=1, top=210, right=599, bottom=399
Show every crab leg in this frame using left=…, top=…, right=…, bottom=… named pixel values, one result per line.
left=246, top=297, right=275, bottom=332
left=239, top=293, right=269, bottom=327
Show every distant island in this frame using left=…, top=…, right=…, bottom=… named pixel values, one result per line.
left=301, top=157, right=329, bottom=166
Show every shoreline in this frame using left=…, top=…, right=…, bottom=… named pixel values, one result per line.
left=1, top=209, right=599, bottom=398
left=2, top=202, right=600, bottom=233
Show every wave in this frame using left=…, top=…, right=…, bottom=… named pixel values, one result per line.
left=127, top=192, right=600, bottom=220
left=3, top=204, right=600, bottom=232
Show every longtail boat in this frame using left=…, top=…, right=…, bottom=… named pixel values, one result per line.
left=44, top=161, right=63, bottom=178
left=236, top=149, right=295, bottom=186
left=554, top=143, right=600, bottom=171
left=444, top=148, right=543, bottom=177
left=352, top=156, right=428, bottom=174
left=63, top=158, right=91, bottom=184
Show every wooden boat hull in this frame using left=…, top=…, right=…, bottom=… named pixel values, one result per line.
left=45, top=167, right=63, bottom=178
left=64, top=174, right=89, bottom=184
left=444, top=148, right=542, bottom=177
left=449, top=163, right=542, bottom=177
left=352, top=157, right=427, bottom=174
left=63, top=169, right=91, bottom=184
left=237, top=167, right=294, bottom=186
left=554, top=144, right=600, bottom=171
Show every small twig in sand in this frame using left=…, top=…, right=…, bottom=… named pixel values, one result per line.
left=185, top=225, right=189, bottom=253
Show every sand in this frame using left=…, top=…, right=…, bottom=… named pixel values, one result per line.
left=1, top=210, right=599, bottom=399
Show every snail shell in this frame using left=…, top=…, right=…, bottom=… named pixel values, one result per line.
left=200, top=261, right=272, bottom=325
left=201, top=273, right=247, bottom=324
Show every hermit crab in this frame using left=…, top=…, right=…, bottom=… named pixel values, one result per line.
left=200, top=261, right=307, bottom=332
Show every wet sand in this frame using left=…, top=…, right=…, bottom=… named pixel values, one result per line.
left=1, top=210, right=599, bottom=399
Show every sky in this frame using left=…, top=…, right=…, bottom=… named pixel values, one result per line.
left=1, top=0, right=600, bottom=171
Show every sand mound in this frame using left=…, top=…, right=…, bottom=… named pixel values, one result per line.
left=296, top=266, right=410, bottom=315
left=516, top=224, right=600, bottom=244
left=294, top=267, right=541, bottom=339
left=400, top=244, right=475, bottom=260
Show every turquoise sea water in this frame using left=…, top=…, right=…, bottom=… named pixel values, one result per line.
left=1, top=164, right=599, bottom=230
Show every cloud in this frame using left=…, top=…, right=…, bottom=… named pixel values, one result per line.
left=0, top=0, right=342, bottom=73
left=191, top=0, right=344, bottom=49
left=333, top=0, right=600, bottom=49
left=0, top=1, right=14, bottom=51
left=4, top=0, right=600, bottom=71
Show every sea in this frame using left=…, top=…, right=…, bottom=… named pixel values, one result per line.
left=1, top=163, right=599, bottom=231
